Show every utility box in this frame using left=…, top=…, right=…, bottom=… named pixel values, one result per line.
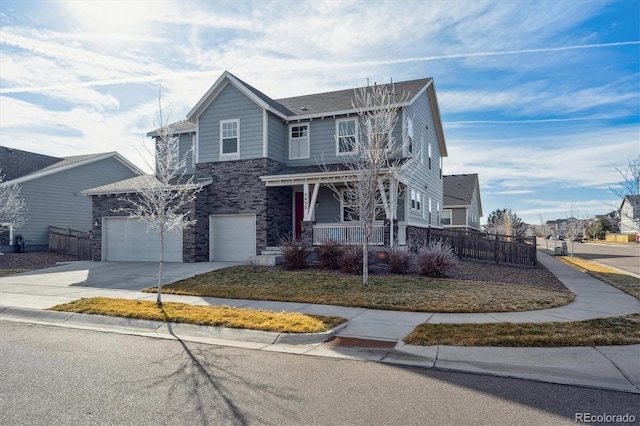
left=554, top=247, right=562, bottom=255
left=561, top=242, right=568, bottom=256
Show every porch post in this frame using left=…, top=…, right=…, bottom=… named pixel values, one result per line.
left=303, top=182, right=310, bottom=220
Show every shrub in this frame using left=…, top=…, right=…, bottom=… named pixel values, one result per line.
left=339, top=244, right=364, bottom=274
left=388, top=246, right=414, bottom=274
left=278, top=235, right=308, bottom=270
left=314, top=239, right=343, bottom=270
left=416, top=239, right=458, bottom=278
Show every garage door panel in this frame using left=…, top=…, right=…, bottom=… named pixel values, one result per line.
left=103, top=218, right=183, bottom=262
left=210, top=215, right=256, bottom=262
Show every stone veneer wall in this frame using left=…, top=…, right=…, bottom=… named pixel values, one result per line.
left=193, top=158, right=289, bottom=262
left=90, top=194, right=129, bottom=261
left=406, top=225, right=431, bottom=248
left=90, top=193, right=194, bottom=262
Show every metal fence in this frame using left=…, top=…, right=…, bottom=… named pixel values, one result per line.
left=48, top=226, right=92, bottom=260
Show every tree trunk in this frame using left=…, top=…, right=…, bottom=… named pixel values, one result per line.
left=362, top=239, right=368, bottom=287
left=157, top=237, right=164, bottom=306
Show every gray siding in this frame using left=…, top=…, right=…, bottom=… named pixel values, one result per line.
left=403, top=88, right=443, bottom=228
left=452, top=208, right=467, bottom=226
left=13, top=158, right=139, bottom=249
left=268, top=113, right=286, bottom=163
left=178, top=133, right=195, bottom=173
left=468, top=188, right=481, bottom=230
left=315, top=187, right=341, bottom=223
left=198, top=82, right=264, bottom=163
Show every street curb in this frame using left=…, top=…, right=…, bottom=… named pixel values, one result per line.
left=0, top=305, right=344, bottom=345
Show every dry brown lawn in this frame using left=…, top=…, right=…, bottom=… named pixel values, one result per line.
left=49, top=297, right=346, bottom=333
left=147, top=266, right=575, bottom=313
left=557, top=256, right=640, bottom=300
left=403, top=314, right=640, bottom=347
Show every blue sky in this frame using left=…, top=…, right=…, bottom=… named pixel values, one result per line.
left=1, top=0, right=638, bottom=225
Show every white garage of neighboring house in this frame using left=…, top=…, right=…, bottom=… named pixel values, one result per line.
left=209, top=214, right=256, bottom=261
left=102, top=217, right=183, bottom=262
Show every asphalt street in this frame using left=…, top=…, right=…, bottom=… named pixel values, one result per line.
left=566, top=242, right=640, bottom=276
left=1, top=322, right=638, bottom=426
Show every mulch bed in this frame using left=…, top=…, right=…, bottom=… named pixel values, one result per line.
left=0, top=252, right=76, bottom=270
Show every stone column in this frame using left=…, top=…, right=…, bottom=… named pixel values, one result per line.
left=301, top=221, right=314, bottom=247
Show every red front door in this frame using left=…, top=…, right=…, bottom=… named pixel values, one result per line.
left=294, top=192, right=304, bottom=239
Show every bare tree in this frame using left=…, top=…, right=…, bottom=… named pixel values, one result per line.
left=321, top=81, right=408, bottom=287
left=0, top=170, right=28, bottom=239
left=584, top=217, right=603, bottom=241
left=609, top=155, right=640, bottom=198
left=119, top=97, right=201, bottom=305
left=563, top=206, right=584, bottom=257
left=538, top=215, right=552, bottom=249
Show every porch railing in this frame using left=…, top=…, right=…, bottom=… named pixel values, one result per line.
left=312, top=223, right=384, bottom=246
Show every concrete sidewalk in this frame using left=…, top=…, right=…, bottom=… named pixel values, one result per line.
left=1, top=252, right=639, bottom=394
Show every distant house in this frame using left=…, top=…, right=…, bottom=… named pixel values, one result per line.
left=619, top=195, right=640, bottom=234
left=86, top=71, right=449, bottom=262
left=0, top=146, right=142, bottom=252
left=442, top=174, right=483, bottom=231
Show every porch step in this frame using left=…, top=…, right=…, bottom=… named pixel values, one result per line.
left=262, top=246, right=283, bottom=255
left=247, top=254, right=283, bottom=266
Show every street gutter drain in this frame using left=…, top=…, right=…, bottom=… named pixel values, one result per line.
left=323, top=336, right=396, bottom=352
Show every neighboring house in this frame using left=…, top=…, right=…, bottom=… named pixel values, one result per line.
left=619, top=195, right=640, bottom=234
left=442, top=174, right=483, bottom=231
left=0, top=146, right=142, bottom=252
left=86, top=71, right=448, bottom=263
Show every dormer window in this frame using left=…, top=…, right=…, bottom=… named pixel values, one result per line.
left=289, top=123, right=310, bottom=159
left=336, top=118, right=357, bottom=155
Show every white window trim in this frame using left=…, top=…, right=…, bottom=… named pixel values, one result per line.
left=335, top=118, right=358, bottom=156
left=220, top=119, right=240, bottom=161
left=410, top=188, right=422, bottom=212
left=289, top=122, right=310, bottom=160
left=442, top=209, right=452, bottom=226
left=404, top=117, right=414, bottom=156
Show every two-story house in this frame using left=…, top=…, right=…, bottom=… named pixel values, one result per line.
left=86, top=71, right=447, bottom=262
left=442, top=174, right=483, bottom=231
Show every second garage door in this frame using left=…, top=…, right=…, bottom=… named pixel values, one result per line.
left=210, top=214, right=256, bottom=261
left=103, top=217, right=183, bottom=262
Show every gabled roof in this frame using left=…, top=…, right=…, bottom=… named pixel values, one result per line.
left=147, top=119, right=197, bottom=137
left=184, top=70, right=446, bottom=156
left=274, top=78, right=432, bottom=118
left=443, top=174, right=482, bottom=216
left=0, top=146, right=61, bottom=181
left=83, top=174, right=212, bottom=195
left=620, top=194, right=640, bottom=218
left=0, top=151, right=143, bottom=186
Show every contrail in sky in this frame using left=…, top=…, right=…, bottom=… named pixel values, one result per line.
left=1, top=40, right=638, bottom=94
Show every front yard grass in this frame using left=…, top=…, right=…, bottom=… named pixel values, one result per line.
left=49, top=297, right=346, bottom=333
left=557, top=256, right=640, bottom=300
left=145, top=266, right=575, bottom=313
left=403, top=314, right=640, bottom=347
left=403, top=255, right=640, bottom=347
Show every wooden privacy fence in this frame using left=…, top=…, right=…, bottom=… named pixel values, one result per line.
left=48, top=226, right=92, bottom=260
left=425, top=228, right=537, bottom=268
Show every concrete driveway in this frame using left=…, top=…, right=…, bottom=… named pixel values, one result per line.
left=0, top=261, right=239, bottom=309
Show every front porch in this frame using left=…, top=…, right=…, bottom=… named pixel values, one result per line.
left=261, top=166, right=406, bottom=248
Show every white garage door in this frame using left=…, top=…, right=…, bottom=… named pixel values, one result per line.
left=210, top=215, right=256, bottom=261
left=103, top=217, right=183, bottom=262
